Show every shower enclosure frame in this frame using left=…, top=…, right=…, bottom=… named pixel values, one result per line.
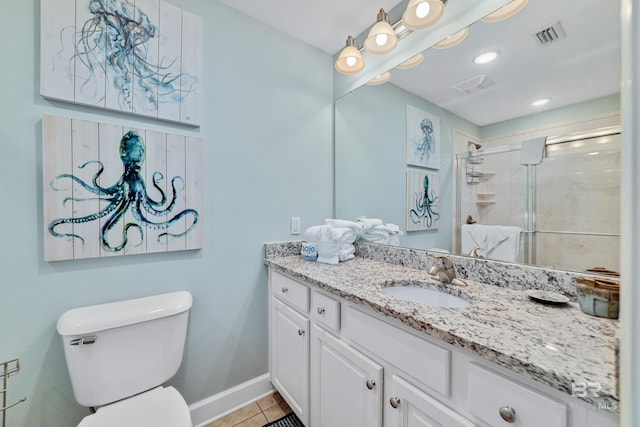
left=454, top=125, right=621, bottom=269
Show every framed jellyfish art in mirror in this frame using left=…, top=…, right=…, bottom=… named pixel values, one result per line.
left=40, top=0, right=203, bottom=126
left=406, top=170, right=440, bottom=231
left=42, top=115, right=204, bottom=261
left=406, top=105, right=440, bottom=169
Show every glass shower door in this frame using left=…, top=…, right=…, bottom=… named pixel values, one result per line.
left=533, top=133, right=621, bottom=272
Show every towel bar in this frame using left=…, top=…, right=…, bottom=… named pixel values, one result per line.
left=1, top=359, right=27, bottom=427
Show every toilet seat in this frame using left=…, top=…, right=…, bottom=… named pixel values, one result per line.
left=78, top=386, right=191, bottom=427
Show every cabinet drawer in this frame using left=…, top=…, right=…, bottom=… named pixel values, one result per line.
left=342, top=305, right=450, bottom=396
left=311, top=291, right=340, bottom=332
left=468, top=363, right=567, bottom=427
left=271, top=271, right=309, bottom=313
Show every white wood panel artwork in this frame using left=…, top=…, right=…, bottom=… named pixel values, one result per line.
left=41, top=0, right=202, bottom=126
left=406, top=106, right=440, bottom=169
left=406, top=171, right=440, bottom=232
left=43, top=115, right=203, bottom=261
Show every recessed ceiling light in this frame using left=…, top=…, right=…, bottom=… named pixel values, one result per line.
left=367, top=72, right=391, bottom=86
left=433, top=27, right=469, bottom=49
left=482, top=0, right=529, bottom=23
left=473, top=50, right=499, bottom=65
left=396, top=53, right=424, bottom=70
left=530, top=97, right=551, bottom=106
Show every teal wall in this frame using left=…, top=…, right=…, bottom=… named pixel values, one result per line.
left=0, top=1, right=333, bottom=426
left=480, top=94, right=621, bottom=139
left=335, top=83, right=479, bottom=251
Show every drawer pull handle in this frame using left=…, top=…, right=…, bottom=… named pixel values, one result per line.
left=499, top=406, right=516, bottom=423
left=281, top=287, right=288, bottom=294
left=297, top=329, right=305, bottom=336
left=365, top=380, right=376, bottom=390
left=389, top=397, right=401, bottom=409
left=317, top=307, right=326, bottom=315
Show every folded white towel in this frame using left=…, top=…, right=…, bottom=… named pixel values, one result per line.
left=325, top=218, right=366, bottom=231
left=461, top=224, right=521, bottom=261
left=304, top=225, right=341, bottom=243
left=338, top=245, right=355, bottom=262
left=331, top=227, right=357, bottom=247
left=357, top=217, right=384, bottom=228
left=486, top=226, right=521, bottom=262
left=317, top=240, right=339, bottom=265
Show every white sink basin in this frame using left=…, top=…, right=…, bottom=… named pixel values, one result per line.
left=383, top=285, right=471, bottom=308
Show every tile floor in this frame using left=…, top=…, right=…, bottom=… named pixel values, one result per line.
left=204, top=392, right=292, bottom=427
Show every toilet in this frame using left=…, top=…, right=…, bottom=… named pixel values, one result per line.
left=56, top=291, right=193, bottom=427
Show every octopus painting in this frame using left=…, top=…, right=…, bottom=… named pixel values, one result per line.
left=48, top=130, right=199, bottom=253
left=409, top=173, right=440, bottom=230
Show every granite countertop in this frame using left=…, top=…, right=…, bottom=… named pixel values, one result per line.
left=265, top=254, right=619, bottom=412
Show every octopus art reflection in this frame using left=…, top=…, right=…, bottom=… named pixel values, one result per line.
left=49, top=131, right=198, bottom=252
left=74, top=0, right=195, bottom=108
left=413, top=118, right=436, bottom=163
left=410, top=175, right=440, bottom=228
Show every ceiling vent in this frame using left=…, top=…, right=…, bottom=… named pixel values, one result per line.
left=533, top=21, right=566, bottom=46
left=453, top=74, right=496, bottom=95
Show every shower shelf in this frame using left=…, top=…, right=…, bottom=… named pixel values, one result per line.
left=476, top=201, right=496, bottom=205
left=476, top=192, right=496, bottom=198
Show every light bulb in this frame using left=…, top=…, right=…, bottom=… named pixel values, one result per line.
left=376, top=33, right=388, bottom=46
left=473, top=51, right=499, bottom=65
left=529, top=97, right=550, bottom=106
left=346, top=56, right=357, bottom=67
left=416, top=2, right=431, bottom=19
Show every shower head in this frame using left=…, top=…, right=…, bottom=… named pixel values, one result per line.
left=468, top=141, right=482, bottom=150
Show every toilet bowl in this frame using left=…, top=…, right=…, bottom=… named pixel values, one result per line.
left=57, top=291, right=193, bottom=427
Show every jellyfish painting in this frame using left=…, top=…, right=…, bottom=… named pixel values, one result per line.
left=417, top=118, right=436, bottom=161
left=73, top=0, right=196, bottom=110
left=409, top=174, right=440, bottom=229
left=42, top=0, right=202, bottom=124
left=406, top=106, right=440, bottom=168
left=48, top=130, right=199, bottom=253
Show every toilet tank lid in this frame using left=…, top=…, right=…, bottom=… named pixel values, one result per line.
left=57, top=291, right=193, bottom=336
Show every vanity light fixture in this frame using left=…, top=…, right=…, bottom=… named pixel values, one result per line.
left=473, top=50, right=499, bottom=65
left=530, top=97, right=551, bottom=106
left=396, top=53, right=424, bottom=70
left=367, top=71, right=391, bottom=85
left=433, top=27, right=469, bottom=49
left=364, top=9, right=398, bottom=55
left=335, top=35, right=365, bottom=75
left=481, top=0, right=529, bottom=23
left=402, top=0, right=448, bottom=30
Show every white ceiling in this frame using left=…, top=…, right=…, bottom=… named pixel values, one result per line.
left=217, top=0, right=621, bottom=126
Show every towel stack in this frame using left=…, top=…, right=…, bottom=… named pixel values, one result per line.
left=303, top=220, right=360, bottom=264
left=356, top=217, right=402, bottom=246
left=302, top=217, right=403, bottom=264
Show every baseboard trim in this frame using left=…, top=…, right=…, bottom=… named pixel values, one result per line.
left=189, top=373, right=274, bottom=427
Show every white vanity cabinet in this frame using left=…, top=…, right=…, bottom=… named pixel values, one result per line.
left=268, top=268, right=619, bottom=427
left=269, top=271, right=310, bottom=425
left=310, top=324, right=383, bottom=427
left=384, top=373, right=475, bottom=427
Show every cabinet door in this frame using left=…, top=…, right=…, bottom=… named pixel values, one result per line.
left=311, top=324, right=383, bottom=427
left=271, top=297, right=310, bottom=425
left=385, top=374, right=476, bottom=427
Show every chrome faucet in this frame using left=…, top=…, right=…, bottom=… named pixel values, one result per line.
left=468, top=246, right=483, bottom=257
left=428, top=256, right=469, bottom=286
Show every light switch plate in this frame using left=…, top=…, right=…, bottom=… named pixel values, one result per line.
left=291, top=217, right=301, bottom=235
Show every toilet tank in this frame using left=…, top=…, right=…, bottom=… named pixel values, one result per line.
left=57, top=291, right=193, bottom=407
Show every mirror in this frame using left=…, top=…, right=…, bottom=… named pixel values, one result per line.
left=334, top=0, right=621, bottom=274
